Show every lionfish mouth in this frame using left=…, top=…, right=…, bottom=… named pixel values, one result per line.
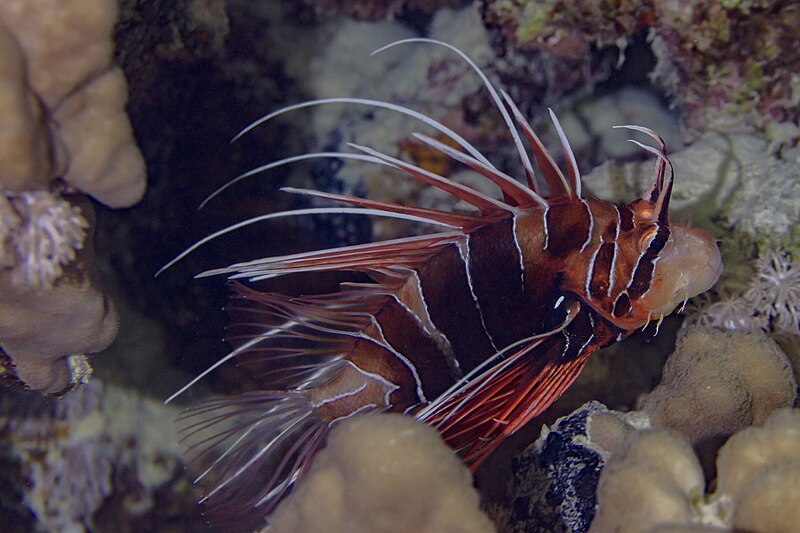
left=647, top=225, right=723, bottom=316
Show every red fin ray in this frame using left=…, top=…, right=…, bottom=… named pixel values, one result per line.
left=422, top=339, right=590, bottom=467
left=416, top=302, right=586, bottom=467
left=225, top=283, right=389, bottom=388
left=411, top=133, right=547, bottom=208
left=349, top=143, right=516, bottom=215
left=500, top=91, right=576, bottom=201
left=198, top=231, right=464, bottom=281
left=613, top=125, right=674, bottom=222
left=280, top=186, right=484, bottom=228
left=547, top=108, right=582, bottom=197
left=371, top=38, right=540, bottom=196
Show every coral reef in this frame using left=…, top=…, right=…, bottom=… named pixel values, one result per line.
left=590, top=408, right=800, bottom=533
left=745, top=250, right=800, bottom=335
left=509, top=404, right=800, bottom=532
left=687, top=248, right=800, bottom=337
left=1, top=0, right=785, bottom=530
left=503, top=320, right=798, bottom=532
left=584, top=131, right=768, bottom=215
left=639, top=327, right=796, bottom=470
left=650, top=1, right=800, bottom=140
left=296, top=6, right=500, bottom=242
left=481, top=0, right=800, bottom=141
left=714, top=409, right=800, bottom=532
left=0, top=192, right=89, bottom=289
left=725, top=159, right=800, bottom=250
left=281, top=3, right=623, bottom=244
left=266, top=413, right=495, bottom=533
left=0, top=0, right=146, bottom=206
left=0, top=194, right=117, bottom=394
left=0, top=0, right=146, bottom=394
left=0, top=380, right=202, bottom=532
left=480, top=0, right=646, bottom=60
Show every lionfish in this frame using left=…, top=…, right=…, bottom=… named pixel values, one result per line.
left=161, top=39, right=722, bottom=528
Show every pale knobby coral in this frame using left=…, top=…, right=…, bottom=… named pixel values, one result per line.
left=713, top=408, right=800, bottom=532
left=0, top=0, right=146, bottom=206
left=588, top=429, right=706, bottom=533
left=725, top=155, right=800, bottom=246
left=0, top=0, right=145, bottom=207
left=266, top=413, right=495, bottom=533
left=589, top=408, right=800, bottom=533
left=639, top=327, right=796, bottom=470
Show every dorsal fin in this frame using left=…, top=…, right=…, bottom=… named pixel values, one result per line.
left=411, top=133, right=547, bottom=208
left=281, top=187, right=484, bottom=228
left=500, top=91, right=576, bottom=201
left=348, top=143, right=515, bottom=215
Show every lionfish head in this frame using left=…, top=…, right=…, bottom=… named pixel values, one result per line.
left=576, top=126, right=723, bottom=330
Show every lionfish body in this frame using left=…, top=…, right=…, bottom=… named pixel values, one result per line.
left=166, top=39, right=722, bottom=528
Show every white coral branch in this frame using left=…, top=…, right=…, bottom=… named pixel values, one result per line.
left=746, top=250, right=800, bottom=335
left=684, top=248, right=800, bottom=336
left=0, top=190, right=89, bottom=289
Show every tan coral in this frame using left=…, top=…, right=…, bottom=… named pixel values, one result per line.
left=52, top=67, right=146, bottom=208
left=0, top=0, right=146, bottom=207
left=0, top=23, right=51, bottom=190
left=0, top=0, right=145, bottom=394
left=267, top=413, right=495, bottom=533
left=588, top=429, right=705, bottom=533
left=714, top=408, right=800, bottom=532
left=640, top=327, right=796, bottom=456
left=588, top=409, right=800, bottom=532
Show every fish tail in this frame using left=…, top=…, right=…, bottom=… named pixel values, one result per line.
left=178, top=389, right=329, bottom=529
left=175, top=282, right=400, bottom=528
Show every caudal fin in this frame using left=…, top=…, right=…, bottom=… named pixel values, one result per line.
left=178, top=391, right=327, bottom=530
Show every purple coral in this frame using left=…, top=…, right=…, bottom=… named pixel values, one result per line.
left=745, top=250, right=800, bottom=335
left=0, top=191, right=88, bottom=289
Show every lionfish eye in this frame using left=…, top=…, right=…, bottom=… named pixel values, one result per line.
left=639, top=228, right=658, bottom=249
